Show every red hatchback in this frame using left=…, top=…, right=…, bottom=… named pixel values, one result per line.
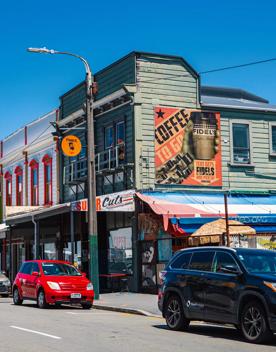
left=13, top=260, right=94, bottom=309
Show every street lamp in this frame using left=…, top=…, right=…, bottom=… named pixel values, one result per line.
left=27, top=47, right=100, bottom=299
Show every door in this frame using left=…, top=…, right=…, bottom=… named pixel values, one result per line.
left=27, top=262, right=40, bottom=299
left=185, top=251, right=215, bottom=320
left=204, top=251, right=241, bottom=323
left=20, top=262, right=33, bottom=297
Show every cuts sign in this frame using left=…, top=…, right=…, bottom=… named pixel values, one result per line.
left=96, top=190, right=135, bottom=212
left=155, top=107, right=222, bottom=186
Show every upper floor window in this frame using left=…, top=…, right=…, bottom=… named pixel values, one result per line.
left=4, top=171, right=12, bottom=206
left=15, top=166, right=23, bottom=206
left=42, top=155, right=52, bottom=205
left=269, top=122, right=276, bottom=155
left=30, top=160, right=39, bottom=206
left=116, top=121, right=125, bottom=145
left=105, top=126, right=114, bottom=149
left=232, top=122, right=251, bottom=164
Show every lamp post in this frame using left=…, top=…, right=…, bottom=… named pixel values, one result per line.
left=27, top=47, right=100, bottom=299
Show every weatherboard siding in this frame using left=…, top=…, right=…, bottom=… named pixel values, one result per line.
left=135, top=54, right=199, bottom=190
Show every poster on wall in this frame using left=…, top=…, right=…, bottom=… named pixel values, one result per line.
left=155, top=107, right=222, bottom=186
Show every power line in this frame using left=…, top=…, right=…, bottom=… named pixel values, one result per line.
left=137, top=56, right=276, bottom=85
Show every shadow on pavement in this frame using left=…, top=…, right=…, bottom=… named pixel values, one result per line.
left=153, top=323, right=276, bottom=346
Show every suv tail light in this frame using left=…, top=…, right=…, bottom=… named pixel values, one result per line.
left=159, top=270, right=167, bottom=283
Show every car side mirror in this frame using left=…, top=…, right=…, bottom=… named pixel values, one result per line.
left=220, top=265, right=241, bottom=275
left=82, top=272, right=87, bottom=278
left=32, top=271, right=40, bottom=277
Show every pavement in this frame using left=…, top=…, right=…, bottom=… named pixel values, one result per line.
left=93, top=292, right=161, bottom=317
left=1, top=297, right=276, bottom=352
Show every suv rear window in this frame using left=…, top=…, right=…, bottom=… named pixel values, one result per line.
left=189, top=251, right=214, bottom=271
left=170, top=252, right=192, bottom=269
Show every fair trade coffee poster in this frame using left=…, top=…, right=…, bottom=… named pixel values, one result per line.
left=154, top=107, right=222, bottom=186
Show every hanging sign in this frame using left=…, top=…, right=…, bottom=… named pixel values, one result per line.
left=96, top=190, right=135, bottom=212
left=61, top=135, right=82, bottom=157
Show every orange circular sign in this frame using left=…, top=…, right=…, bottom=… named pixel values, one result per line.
left=61, top=135, right=82, bottom=157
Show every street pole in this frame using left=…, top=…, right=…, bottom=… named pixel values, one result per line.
left=27, top=47, right=100, bottom=299
left=224, top=192, right=230, bottom=247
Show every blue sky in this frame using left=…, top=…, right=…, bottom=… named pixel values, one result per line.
left=1, top=0, right=276, bottom=139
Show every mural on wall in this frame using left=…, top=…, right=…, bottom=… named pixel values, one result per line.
left=155, top=107, right=222, bottom=186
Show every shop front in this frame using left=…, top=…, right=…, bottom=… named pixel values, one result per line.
left=136, top=191, right=276, bottom=293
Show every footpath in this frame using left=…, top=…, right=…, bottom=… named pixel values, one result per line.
left=93, top=292, right=162, bottom=317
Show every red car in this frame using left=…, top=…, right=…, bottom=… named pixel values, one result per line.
left=12, top=260, right=94, bottom=309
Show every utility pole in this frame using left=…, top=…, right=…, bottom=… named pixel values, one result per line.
left=224, top=192, right=230, bottom=247
left=27, top=47, right=100, bottom=299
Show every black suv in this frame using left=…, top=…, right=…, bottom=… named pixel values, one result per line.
left=158, top=247, right=276, bottom=343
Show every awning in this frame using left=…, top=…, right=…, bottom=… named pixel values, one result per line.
left=6, top=203, right=71, bottom=225
left=0, top=224, right=8, bottom=239
left=137, top=192, right=276, bottom=234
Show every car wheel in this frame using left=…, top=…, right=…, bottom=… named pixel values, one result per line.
left=37, top=289, right=48, bottom=309
left=240, top=301, right=272, bottom=343
left=164, top=295, right=189, bottom=331
left=13, top=288, right=23, bottom=305
left=81, top=302, right=92, bottom=310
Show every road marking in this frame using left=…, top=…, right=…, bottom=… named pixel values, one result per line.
left=10, top=326, right=62, bottom=340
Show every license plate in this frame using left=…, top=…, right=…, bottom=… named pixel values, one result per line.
left=71, top=293, right=81, bottom=299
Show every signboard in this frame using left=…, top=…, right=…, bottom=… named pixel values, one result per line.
left=96, top=190, right=135, bottom=212
left=61, top=135, right=82, bottom=157
left=155, top=107, right=222, bottom=186
left=71, top=199, right=88, bottom=212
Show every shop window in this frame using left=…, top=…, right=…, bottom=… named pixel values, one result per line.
left=15, top=166, right=23, bottom=206
left=4, top=171, right=12, bottom=206
left=30, top=159, right=39, bottom=206
left=104, top=126, right=114, bottom=149
left=269, top=122, right=276, bottom=155
left=108, top=227, right=133, bottom=275
left=42, top=155, right=52, bottom=205
left=231, top=122, right=251, bottom=164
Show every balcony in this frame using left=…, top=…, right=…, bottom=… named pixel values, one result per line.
left=95, top=143, right=128, bottom=173
left=63, top=158, right=87, bottom=185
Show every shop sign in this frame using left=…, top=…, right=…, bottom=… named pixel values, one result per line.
left=61, top=135, right=82, bottom=157
left=155, top=107, right=222, bottom=187
left=96, top=190, right=135, bottom=212
left=71, top=199, right=88, bottom=212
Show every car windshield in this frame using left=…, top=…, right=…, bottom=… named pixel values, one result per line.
left=237, top=250, right=276, bottom=274
left=42, top=263, right=81, bottom=276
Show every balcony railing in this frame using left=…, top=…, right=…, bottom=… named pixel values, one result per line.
left=63, top=158, right=88, bottom=185
left=95, top=143, right=126, bottom=173
left=63, top=144, right=127, bottom=185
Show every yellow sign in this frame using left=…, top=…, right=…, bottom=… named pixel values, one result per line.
left=61, top=135, right=82, bottom=157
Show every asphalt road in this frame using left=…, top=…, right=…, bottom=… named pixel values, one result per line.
left=0, top=297, right=276, bottom=352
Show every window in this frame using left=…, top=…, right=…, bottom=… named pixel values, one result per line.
left=171, top=252, right=192, bottom=269
left=189, top=251, right=215, bottom=272
left=105, top=126, right=114, bottom=149
left=232, top=123, right=251, bottom=164
left=15, top=166, right=23, bottom=206
left=4, top=171, right=12, bottom=206
left=269, top=123, right=276, bottom=155
left=116, top=121, right=125, bottom=145
left=20, top=262, right=33, bottom=275
left=30, top=160, right=39, bottom=206
left=212, top=252, right=239, bottom=273
left=31, top=262, right=40, bottom=274
left=42, top=155, right=52, bottom=205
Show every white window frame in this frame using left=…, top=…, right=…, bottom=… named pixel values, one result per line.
left=230, top=120, right=253, bottom=166
left=269, top=122, right=276, bottom=156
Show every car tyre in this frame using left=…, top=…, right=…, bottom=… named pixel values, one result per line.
left=164, top=295, right=189, bottom=331
left=13, top=288, right=23, bottom=305
left=81, top=302, right=92, bottom=310
left=37, top=289, right=48, bottom=309
left=240, top=301, right=273, bottom=344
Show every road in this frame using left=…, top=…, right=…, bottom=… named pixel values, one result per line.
left=0, top=297, right=275, bottom=352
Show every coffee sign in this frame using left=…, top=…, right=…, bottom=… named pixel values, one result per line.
left=155, top=107, right=222, bottom=186
left=96, top=190, right=135, bottom=212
